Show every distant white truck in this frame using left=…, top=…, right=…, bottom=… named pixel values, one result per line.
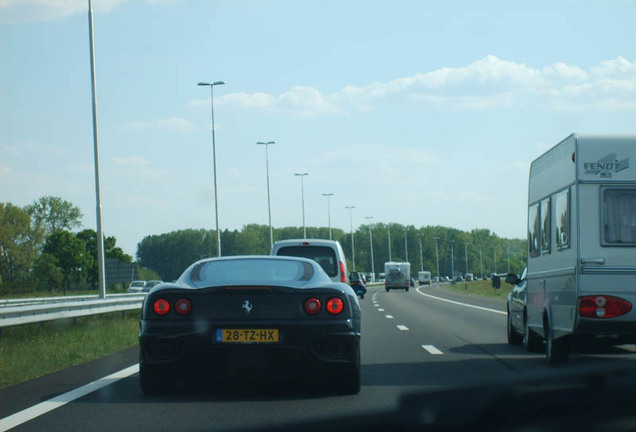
left=384, top=262, right=411, bottom=292
left=521, top=133, right=636, bottom=364
left=417, top=271, right=432, bottom=285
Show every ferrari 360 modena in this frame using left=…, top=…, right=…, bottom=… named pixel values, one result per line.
left=138, top=255, right=361, bottom=395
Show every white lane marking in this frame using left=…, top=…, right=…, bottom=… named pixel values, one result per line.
left=397, top=325, right=409, bottom=331
left=374, top=304, right=379, bottom=307
left=0, top=364, right=139, bottom=431
left=422, top=345, right=444, bottom=355
left=378, top=308, right=385, bottom=312
left=385, top=315, right=394, bottom=319
left=415, top=287, right=506, bottom=315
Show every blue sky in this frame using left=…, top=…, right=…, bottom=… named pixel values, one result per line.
left=2, top=0, right=636, bottom=257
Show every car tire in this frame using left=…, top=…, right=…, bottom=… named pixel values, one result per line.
left=385, top=287, right=390, bottom=292
left=506, top=306, right=522, bottom=345
left=523, top=311, right=543, bottom=352
left=139, top=363, right=172, bottom=395
left=545, top=317, right=570, bottom=365
left=405, top=287, right=409, bottom=292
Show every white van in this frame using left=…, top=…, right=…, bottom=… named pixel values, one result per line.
left=418, top=271, right=432, bottom=285
left=271, top=239, right=349, bottom=284
left=524, top=133, right=636, bottom=363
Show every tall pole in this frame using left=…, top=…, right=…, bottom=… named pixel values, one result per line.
left=493, top=247, right=497, bottom=275
left=257, top=141, right=276, bottom=250
left=404, top=227, right=409, bottom=262
left=346, top=206, right=356, bottom=271
left=198, top=80, right=225, bottom=257
left=507, top=246, right=511, bottom=273
left=387, top=226, right=392, bottom=261
left=365, top=216, right=375, bottom=278
left=449, top=240, right=455, bottom=279
left=464, top=243, right=469, bottom=275
left=322, top=193, right=334, bottom=240
left=479, top=246, right=484, bottom=279
left=88, top=0, right=106, bottom=299
left=417, top=234, right=423, bottom=271
left=434, top=236, right=440, bottom=277
left=294, top=173, right=309, bottom=238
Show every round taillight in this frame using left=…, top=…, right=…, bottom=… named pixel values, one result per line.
left=304, top=297, right=321, bottom=315
left=153, top=299, right=170, bottom=315
left=175, top=298, right=191, bottom=316
left=326, top=297, right=344, bottom=315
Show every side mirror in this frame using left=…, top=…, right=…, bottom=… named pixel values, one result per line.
left=491, top=275, right=501, bottom=289
left=505, top=273, right=521, bottom=285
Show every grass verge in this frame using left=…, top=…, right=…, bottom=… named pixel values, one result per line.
left=438, top=279, right=513, bottom=300
left=0, top=311, right=139, bottom=389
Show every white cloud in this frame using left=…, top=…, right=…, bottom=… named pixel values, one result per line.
left=111, top=155, right=150, bottom=167
left=206, top=55, right=636, bottom=116
left=126, top=117, right=194, bottom=132
left=0, top=0, right=182, bottom=23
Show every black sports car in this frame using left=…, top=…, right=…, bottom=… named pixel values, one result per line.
left=139, top=255, right=362, bottom=395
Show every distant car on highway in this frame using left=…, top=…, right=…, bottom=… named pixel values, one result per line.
left=138, top=255, right=361, bottom=395
left=504, top=267, right=541, bottom=351
left=349, top=272, right=367, bottom=299
left=142, top=280, right=163, bottom=292
left=127, top=280, right=146, bottom=293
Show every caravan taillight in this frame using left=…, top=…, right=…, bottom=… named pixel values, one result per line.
left=579, top=295, right=632, bottom=318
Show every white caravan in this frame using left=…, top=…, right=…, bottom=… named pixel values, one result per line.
left=384, top=262, right=411, bottom=291
left=525, top=133, right=636, bottom=363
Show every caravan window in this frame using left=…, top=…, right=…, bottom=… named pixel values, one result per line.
left=555, top=188, right=570, bottom=250
left=603, top=188, right=636, bottom=245
left=541, top=198, right=551, bottom=254
left=528, top=203, right=540, bottom=257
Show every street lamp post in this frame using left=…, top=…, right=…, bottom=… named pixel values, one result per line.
left=493, top=247, right=497, bottom=275
left=465, top=243, right=469, bottom=275
left=479, top=245, right=484, bottom=279
left=365, top=216, right=375, bottom=278
left=404, top=227, right=409, bottom=262
left=88, top=0, right=106, bottom=299
left=294, top=173, right=309, bottom=238
left=346, top=206, right=356, bottom=271
left=434, top=236, right=440, bottom=277
left=198, top=80, right=226, bottom=257
left=257, top=141, right=276, bottom=250
left=322, top=193, right=334, bottom=240
left=449, top=240, right=455, bottom=279
left=417, top=234, right=423, bottom=271
left=387, top=226, right=392, bottom=261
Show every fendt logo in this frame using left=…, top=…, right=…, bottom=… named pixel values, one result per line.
left=583, top=153, right=629, bottom=178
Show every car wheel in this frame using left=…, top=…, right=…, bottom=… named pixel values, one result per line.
left=506, top=306, right=522, bottom=346
left=545, top=317, right=569, bottom=365
left=334, top=365, right=361, bottom=395
left=405, top=287, right=409, bottom=292
left=385, top=287, right=390, bottom=292
left=139, top=363, right=172, bottom=395
left=523, top=311, right=543, bottom=352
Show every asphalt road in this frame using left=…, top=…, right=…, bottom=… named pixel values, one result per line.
left=3, top=283, right=636, bottom=432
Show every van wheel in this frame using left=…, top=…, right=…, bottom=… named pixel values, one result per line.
left=545, top=318, right=569, bottom=365
left=523, top=311, right=543, bottom=352
left=405, top=287, right=409, bottom=292
left=385, top=287, right=390, bottom=292
left=507, top=307, right=522, bottom=345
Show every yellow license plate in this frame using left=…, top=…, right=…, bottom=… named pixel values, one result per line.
left=216, top=329, right=279, bottom=343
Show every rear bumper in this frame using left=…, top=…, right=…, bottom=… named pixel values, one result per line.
left=139, top=319, right=361, bottom=376
left=575, top=318, right=636, bottom=344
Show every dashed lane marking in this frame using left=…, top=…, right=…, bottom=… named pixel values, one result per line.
left=397, top=325, right=409, bottom=331
left=385, top=315, right=394, bottom=319
left=422, top=345, right=444, bottom=355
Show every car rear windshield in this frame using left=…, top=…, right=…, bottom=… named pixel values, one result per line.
left=275, top=246, right=337, bottom=277
left=190, top=259, right=314, bottom=284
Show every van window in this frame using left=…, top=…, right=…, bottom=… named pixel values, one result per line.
left=555, top=188, right=570, bottom=250
left=603, top=188, right=636, bottom=244
left=275, top=246, right=337, bottom=277
left=541, top=198, right=551, bottom=254
left=528, top=203, right=540, bottom=257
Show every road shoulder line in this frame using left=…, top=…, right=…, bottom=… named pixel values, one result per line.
left=415, top=287, right=506, bottom=315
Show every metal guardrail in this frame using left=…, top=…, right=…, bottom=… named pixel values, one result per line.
left=0, top=293, right=143, bottom=308
left=0, top=294, right=146, bottom=328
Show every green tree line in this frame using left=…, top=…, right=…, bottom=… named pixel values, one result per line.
left=137, top=224, right=526, bottom=281
left=0, top=197, right=132, bottom=296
